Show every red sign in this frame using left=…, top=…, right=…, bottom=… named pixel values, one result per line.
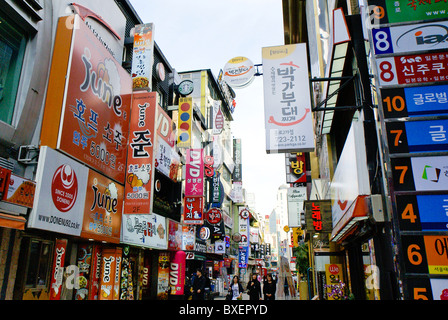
left=183, top=196, right=204, bottom=225
left=311, top=202, right=322, bottom=231
left=377, top=52, right=448, bottom=87
left=49, top=239, right=68, bottom=300
left=124, top=92, right=158, bottom=214
left=206, top=208, right=222, bottom=224
left=328, top=264, right=340, bottom=275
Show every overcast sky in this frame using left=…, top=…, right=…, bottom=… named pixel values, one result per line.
left=129, top=0, right=287, bottom=216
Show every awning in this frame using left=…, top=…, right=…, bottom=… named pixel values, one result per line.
left=331, top=195, right=369, bottom=243
left=0, top=213, right=27, bottom=230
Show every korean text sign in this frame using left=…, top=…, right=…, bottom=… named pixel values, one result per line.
left=185, top=149, right=204, bottom=196
left=41, top=15, right=132, bottom=184
left=124, top=92, right=158, bottom=215
left=262, top=43, right=315, bottom=153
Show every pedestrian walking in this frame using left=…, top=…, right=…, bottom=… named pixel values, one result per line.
left=263, top=273, right=276, bottom=300
left=228, top=275, right=244, bottom=300
left=247, top=273, right=262, bottom=300
left=192, top=269, right=206, bottom=300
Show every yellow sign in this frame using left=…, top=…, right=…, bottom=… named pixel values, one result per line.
left=325, top=264, right=345, bottom=300
left=283, top=225, right=290, bottom=232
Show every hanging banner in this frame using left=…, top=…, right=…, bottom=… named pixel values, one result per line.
left=183, top=196, right=204, bottom=225
left=74, top=244, right=93, bottom=300
left=99, top=248, right=120, bottom=300
left=238, top=247, right=249, bottom=268
left=157, top=252, right=170, bottom=300
left=49, top=239, right=68, bottom=300
left=233, top=139, right=242, bottom=182
left=170, top=250, right=186, bottom=295
left=177, top=97, right=193, bottom=148
left=168, top=219, right=183, bottom=251
left=131, top=23, right=155, bottom=90
left=41, top=15, right=132, bottom=184
left=124, top=92, right=158, bottom=215
left=182, top=225, right=196, bottom=251
left=89, top=245, right=102, bottom=300
left=262, top=43, right=314, bottom=153
left=185, top=149, right=204, bottom=196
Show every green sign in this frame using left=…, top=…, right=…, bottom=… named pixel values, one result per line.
left=368, top=0, right=448, bottom=24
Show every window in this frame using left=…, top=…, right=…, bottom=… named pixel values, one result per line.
left=0, top=15, right=27, bottom=125
left=24, top=239, right=53, bottom=289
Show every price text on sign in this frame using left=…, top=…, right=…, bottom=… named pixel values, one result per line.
left=395, top=194, right=448, bottom=232
left=367, top=0, right=448, bottom=25
left=385, top=119, right=448, bottom=154
left=402, top=235, right=448, bottom=275
left=376, top=52, right=448, bottom=87
left=381, top=85, right=448, bottom=119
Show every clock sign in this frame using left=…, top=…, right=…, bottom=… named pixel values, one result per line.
left=178, top=80, right=194, bottom=96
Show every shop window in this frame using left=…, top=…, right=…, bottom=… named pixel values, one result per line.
left=0, top=14, right=27, bottom=125
left=24, top=239, right=53, bottom=289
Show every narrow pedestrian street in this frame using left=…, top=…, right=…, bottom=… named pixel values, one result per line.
left=0, top=0, right=447, bottom=305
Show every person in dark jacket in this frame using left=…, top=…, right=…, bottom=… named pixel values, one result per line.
left=229, top=275, right=244, bottom=300
left=192, top=269, right=206, bottom=300
left=247, top=273, right=262, bottom=300
left=263, top=273, right=276, bottom=300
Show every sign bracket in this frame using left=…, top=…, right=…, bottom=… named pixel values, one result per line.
left=309, top=75, right=364, bottom=112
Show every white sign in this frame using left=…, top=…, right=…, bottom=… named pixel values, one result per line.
left=330, top=120, right=370, bottom=227
left=223, top=56, right=255, bottom=88
left=262, top=43, right=315, bottom=153
left=287, top=187, right=307, bottom=227
left=121, top=213, right=167, bottom=249
left=212, top=100, right=224, bottom=135
left=411, top=156, right=448, bottom=191
left=372, top=21, right=448, bottom=56
left=28, top=146, right=88, bottom=236
left=238, top=207, right=250, bottom=247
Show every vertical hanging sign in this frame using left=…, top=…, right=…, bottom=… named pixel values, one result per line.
left=124, top=92, right=158, bottom=214
left=132, top=23, right=155, bottom=91
left=177, top=97, right=193, bottom=148
left=185, top=149, right=204, bottom=196
left=262, top=43, right=315, bottom=154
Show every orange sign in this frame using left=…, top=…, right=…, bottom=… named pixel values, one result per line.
left=2, top=173, right=35, bottom=208
left=41, top=15, right=132, bottom=184
left=124, top=92, right=158, bottom=214
left=424, top=236, right=448, bottom=275
left=99, top=247, right=122, bottom=300
left=81, top=170, right=123, bottom=243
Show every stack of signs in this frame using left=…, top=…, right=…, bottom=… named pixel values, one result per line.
left=238, top=207, right=250, bottom=268
left=367, top=0, right=448, bottom=300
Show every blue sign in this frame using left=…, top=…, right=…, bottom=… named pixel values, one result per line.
left=417, top=195, right=448, bottom=231
left=405, top=119, right=448, bottom=153
left=238, top=246, right=248, bottom=268
left=405, top=84, right=448, bottom=117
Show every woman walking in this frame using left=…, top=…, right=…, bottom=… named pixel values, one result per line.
left=229, top=275, right=244, bottom=300
left=247, top=273, right=262, bottom=300
left=263, top=273, right=276, bottom=300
